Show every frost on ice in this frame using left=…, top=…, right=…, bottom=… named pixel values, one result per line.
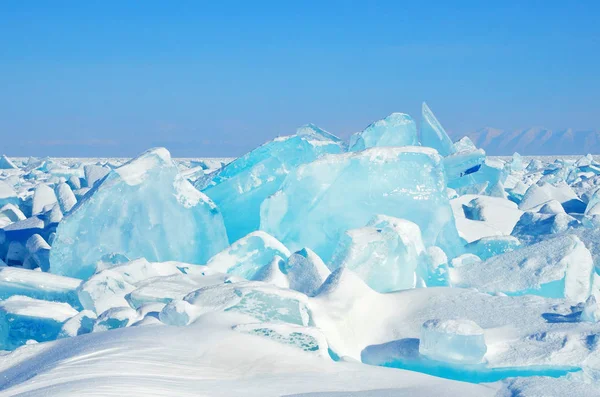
left=450, top=234, right=594, bottom=302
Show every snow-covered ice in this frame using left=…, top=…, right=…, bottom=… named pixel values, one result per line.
left=1, top=107, right=600, bottom=396
left=49, top=148, right=229, bottom=279
left=419, top=319, right=487, bottom=364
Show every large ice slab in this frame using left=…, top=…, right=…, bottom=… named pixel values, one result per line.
left=443, top=148, right=486, bottom=186
left=464, top=236, right=521, bottom=260
left=0, top=155, right=18, bottom=170
left=0, top=181, right=19, bottom=208
left=455, top=195, right=523, bottom=235
left=329, top=215, right=425, bottom=292
left=31, top=184, right=58, bottom=216
left=206, top=231, right=290, bottom=280
left=22, top=234, right=51, bottom=271
left=77, top=269, right=136, bottom=314
left=519, top=181, right=585, bottom=213
left=200, top=125, right=344, bottom=243
left=261, top=147, right=463, bottom=262
left=83, top=164, right=110, bottom=188
left=451, top=194, right=523, bottom=242
left=0, top=204, right=26, bottom=228
left=50, top=148, right=229, bottom=279
left=160, top=282, right=310, bottom=327
left=450, top=234, right=593, bottom=302
left=93, top=306, right=140, bottom=332
left=0, top=267, right=81, bottom=307
left=102, top=258, right=185, bottom=284
left=511, top=211, right=578, bottom=245
left=349, top=113, right=418, bottom=151
left=55, top=182, right=77, bottom=213
left=423, top=246, right=450, bottom=287
left=1, top=216, right=46, bottom=252
left=58, top=310, right=97, bottom=338
left=0, top=295, right=78, bottom=350
left=126, top=275, right=200, bottom=309
left=419, top=319, right=487, bottom=364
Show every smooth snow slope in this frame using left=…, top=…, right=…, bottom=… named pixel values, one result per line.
left=0, top=313, right=495, bottom=397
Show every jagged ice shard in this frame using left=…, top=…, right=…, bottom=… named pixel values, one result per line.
left=349, top=113, right=419, bottom=151
left=329, top=215, right=425, bottom=292
left=49, top=148, right=229, bottom=279
left=199, top=125, right=345, bottom=243
left=260, top=147, right=463, bottom=263
left=419, top=319, right=487, bottom=365
left=420, top=102, right=456, bottom=157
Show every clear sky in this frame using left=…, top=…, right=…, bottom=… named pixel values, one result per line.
left=1, top=1, right=599, bottom=157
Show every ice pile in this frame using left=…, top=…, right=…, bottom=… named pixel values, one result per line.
left=50, top=148, right=229, bottom=279
left=349, top=113, right=418, bottom=151
left=2, top=104, right=600, bottom=395
left=329, top=215, right=425, bottom=292
left=199, top=125, right=344, bottom=243
left=419, top=319, right=487, bottom=364
left=260, top=146, right=463, bottom=263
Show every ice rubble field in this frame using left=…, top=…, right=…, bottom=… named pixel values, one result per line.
left=2, top=105, right=600, bottom=396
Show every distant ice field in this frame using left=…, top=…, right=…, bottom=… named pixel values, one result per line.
left=9, top=155, right=595, bottom=166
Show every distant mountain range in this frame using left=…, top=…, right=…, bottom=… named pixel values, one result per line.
left=454, top=127, right=600, bottom=156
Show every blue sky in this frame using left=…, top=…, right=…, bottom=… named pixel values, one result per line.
left=1, top=1, right=598, bottom=157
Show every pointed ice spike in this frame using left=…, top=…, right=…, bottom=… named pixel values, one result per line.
left=420, top=102, right=455, bottom=157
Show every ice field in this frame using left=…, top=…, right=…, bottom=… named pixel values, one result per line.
left=2, top=103, right=600, bottom=396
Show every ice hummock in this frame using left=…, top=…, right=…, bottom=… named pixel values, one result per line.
left=450, top=234, right=593, bottom=302
left=206, top=231, right=290, bottom=280
left=160, top=282, right=310, bottom=327
left=329, top=215, right=425, bottom=292
left=349, top=113, right=419, bottom=151
left=83, top=164, right=110, bottom=188
left=0, top=295, right=78, bottom=350
left=4, top=109, right=600, bottom=394
left=283, top=248, right=330, bottom=296
left=49, top=148, right=229, bottom=279
left=0, top=266, right=81, bottom=308
left=55, top=182, right=77, bottom=213
left=31, top=184, right=58, bottom=216
left=0, top=155, right=18, bottom=170
left=22, top=234, right=51, bottom=271
left=0, top=203, right=26, bottom=227
left=200, top=125, right=344, bottom=243
left=519, top=181, right=585, bottom=214
left=0, top=181, right=20, bottom=208
left=464, top=236, right=521, bottom=260
left=419, top=319, right=487, bottom=365
left=77, top=270, right=136, bottom=314
left=260, top=146, right=463, bottom=263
